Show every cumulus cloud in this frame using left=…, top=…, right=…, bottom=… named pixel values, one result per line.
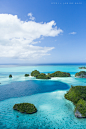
left=28, top=13, right=35, bottom=20
left=69, top=32, right=76, bottom=35
left=0, top=14, right=63, bottom=60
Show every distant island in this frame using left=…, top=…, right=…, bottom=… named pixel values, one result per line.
left=9, top=74, right=12, bottom=78
left=8, top=70, right=70, bottom=80
left=24, top=74, right=29, bottom=77
left=31, top=70, right=70, bottom=79
left=79, top=66, right=86, bottom=69
left=13, top=103, right=37, bottom=114
left=75, top=71, right=86, bottom=78
left=64, top=86, right=86, bottom=118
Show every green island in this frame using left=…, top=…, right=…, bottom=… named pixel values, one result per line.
left=24, top=74, right=29, bottom=77
left=9, top=74, right=12, bottom=78
left=50, top=71, right=70, bottom=77
left=31, top=70, right=70, bottom=79
left=64, top=86, right=86, bottom=118
left=79, top=66, right=86, bottom=69
left=75, top=71, right=86, bottom=78
left=13, top=103, right=37, bottom=114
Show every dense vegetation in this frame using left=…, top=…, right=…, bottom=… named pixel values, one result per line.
left=31, top=70, right=40, bottom=77
left=13, top=103, right=37, bottom=114
left=31, top=70, right=70, bottom=79
left=25, top=74, right=29, bottom=77
left=75, top=71, right=86, bottom=77
left=9, top=74, right=12, bottom=78
left=64, top=86, right=86, bottom=117
left=75, top=99, right=86, bottom=117
left=79, top=66, right=86, bottom=69
left=50, top=71, right=70, bottom=77
left=36, top=73, right=51, bottom=79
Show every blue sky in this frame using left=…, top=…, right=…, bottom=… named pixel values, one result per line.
left=0, top=0, right=86, bottom=64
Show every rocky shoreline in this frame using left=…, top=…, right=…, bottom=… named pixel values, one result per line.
left=75, top=110, right=84, bottom=118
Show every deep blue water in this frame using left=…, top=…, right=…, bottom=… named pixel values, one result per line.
left=0, top=80, right=69, bottom=101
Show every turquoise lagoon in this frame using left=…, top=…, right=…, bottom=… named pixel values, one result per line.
left=0, top=64, right=86, bottom=129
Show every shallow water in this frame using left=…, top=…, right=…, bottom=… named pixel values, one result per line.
left=0, top=91, right=86, bottom=129
left=0, top=64, right=86, bottom=129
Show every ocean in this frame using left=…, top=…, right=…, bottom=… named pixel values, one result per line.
left=0, top=64, right=86, bottom=129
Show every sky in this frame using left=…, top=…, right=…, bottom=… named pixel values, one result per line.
left=0, top=0, right=86, bottom=64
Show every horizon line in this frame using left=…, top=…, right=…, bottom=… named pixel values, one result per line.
left=0, top=63, right=86, bottom=65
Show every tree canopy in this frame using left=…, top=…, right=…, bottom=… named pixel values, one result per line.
left=13, top=103, right=37, bottom=114
left=31, top=70, right=70, bottom=79
left=64, top=86, right=86, bottom=117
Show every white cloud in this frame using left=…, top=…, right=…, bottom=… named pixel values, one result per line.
left=0, top=14, right=63, bottom=60
left=28, top=13, right=35, bottom=20
left=69, top=32, right=76, bottom=35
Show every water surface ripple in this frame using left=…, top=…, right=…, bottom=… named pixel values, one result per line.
left=0, top=80, right=69, bottom=101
